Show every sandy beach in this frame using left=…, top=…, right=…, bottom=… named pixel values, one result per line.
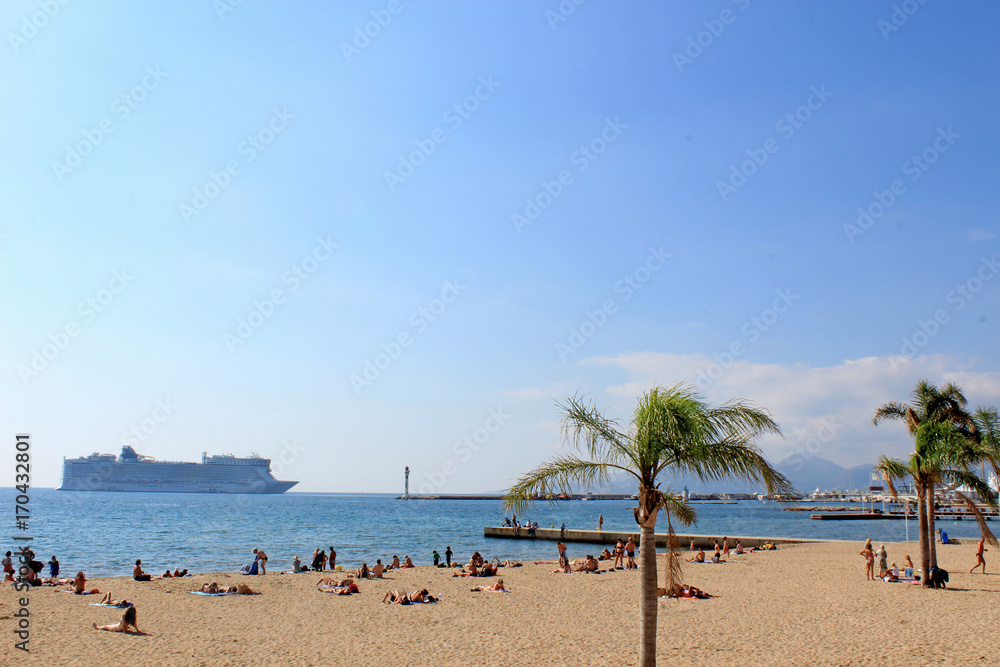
left=3, top=539, right=998, bottom=666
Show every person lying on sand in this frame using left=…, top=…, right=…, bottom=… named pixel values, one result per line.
left=317, top=577, right=354, bottom=587
left=552, top=561, right=572, bottom=574
left=93, top=606, right=140, bottom=634
left=479, top=562, right=498, bottom=576
left=687, top=550, right=705, bottom=563
left=201, top=582, right=222, bottom=594
left=226, top=583, right=258, bottom=595
left=664, top=583, right=712, bottom=599
left=382, top=588, right=435, bottom=604
left=98, top=592, right=133, bottom=607
left=174, top=569, right=188, bottom=577
left=470, top=579, right=506, bottom=592
left=500, top=560, right=522, bottom=567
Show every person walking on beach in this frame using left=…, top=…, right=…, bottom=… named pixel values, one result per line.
left=253, top=548, right=268, bottom=575
left=625, top=537, right=636, bottom=569
left=445, top=546, right=453, bottom=566
left=329, top=547, right=336, bottom=571
left=860, top=541, right=875, bottom=581
left=597, top=514, right=603, bottom=531
left=48, top=555, right=60, bottom=579
left=971, top=536, right=987, bottom=573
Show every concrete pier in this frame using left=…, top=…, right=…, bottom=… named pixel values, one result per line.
left=483, top=526, right=815, bottom=549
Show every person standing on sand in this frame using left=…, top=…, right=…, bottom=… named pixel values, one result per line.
left=722, top=537, right=730, bottom=559
left=625, top=537, right=636, bottom=569
left=860, top=542, right=875, bottom=581
left=557, top=541, right=568, bottom=565
left=597, top=514, right=603, bottom=531
left=253, top=548, right=268, bottom=575
left=445, top=546, right=453, bottom=567
left=970, top=536, right=987, bottom=573
left=329, top=547, right=336, bottom=571
left=876, top=545, right=888, bottom=578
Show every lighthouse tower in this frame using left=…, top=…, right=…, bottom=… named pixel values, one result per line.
left=404, top=466, right=410, bottom=499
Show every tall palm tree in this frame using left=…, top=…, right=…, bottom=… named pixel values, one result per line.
left=972, top=406, right=1000, bottom=489
left=504, top=385, right=793, bottom=667
left=873, top=380, right=975, bottom=568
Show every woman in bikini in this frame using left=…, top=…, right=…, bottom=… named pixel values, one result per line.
left=93, top=606, right=140, bottom=634
left=470, top=579, right=505, bottom=592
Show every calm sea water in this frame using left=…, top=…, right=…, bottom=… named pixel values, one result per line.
left=2, top=489, right=989, bottom=578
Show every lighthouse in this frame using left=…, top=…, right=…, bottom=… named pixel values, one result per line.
left=404, top=466, right=410, bottom=499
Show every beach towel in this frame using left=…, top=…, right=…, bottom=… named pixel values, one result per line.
left=239, top=560, right=259, bottom=576
left=189, top=591, right=230, bottom=596
left=57, top=588, right=99, bottom=594
left=90, top=602, right=133, bottom=607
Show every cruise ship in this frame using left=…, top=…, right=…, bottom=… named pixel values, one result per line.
left=59, top=446, right=298, bottom=494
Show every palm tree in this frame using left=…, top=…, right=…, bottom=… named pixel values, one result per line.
left=873, top=380, right=975, bottom=568
left=504, top=384, right=793, bottom=667
left=972, top=406, right=1000, bottom=490
left=877, top=421, right=998, bottom=585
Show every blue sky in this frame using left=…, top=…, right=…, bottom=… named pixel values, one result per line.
left=2, top=0, right=998, bottom=493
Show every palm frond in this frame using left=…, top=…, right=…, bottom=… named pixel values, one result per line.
left=503, top=456, right=633, bottom=514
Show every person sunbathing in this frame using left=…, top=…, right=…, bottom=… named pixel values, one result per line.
left=390, top=555, right=401, bottom=570
left=599, top=549, right=613, bottom=561
left=883, top=563, right=900, bottom=581
left=455, top=562, right=479, bottom=577
left=317, top=576, right=353, bottom=587
left=471, top=579, right=506, bottom=592
left=174, top=569, right=188, bottom=577
left=382, top=588, right=434, bottom=603
left=98, top=592, right=132, bottom=607
left=229, top=583, right=257, bottom=595
left=552, top=561, right=572, bottom=574
left=133, top=559, right=152, bottom=582
left=574, top=555, right=599, bottom=572
left=355, top=563, right=370, bottom=579
left=162, top=571, right=173, bottom=578
left=500, top=560, right=522, bottom=567
left=665, top=583, right=712, bottom=599
left=372, top=560, right=386, bottom=578
left=401, top=555, right=415, bottom=569
left=201, top=582, right=222, bottom=594
left=711, top=549, right=725, bottom=564
left=67, top=571, right=88, bottom=594
left=479, top=562, right=498, bottom=576
left=687, top=550, right=705, bottom=563
left=735, top=542, right=744, bottom=555
left=93, top=606, right=140, bottom=634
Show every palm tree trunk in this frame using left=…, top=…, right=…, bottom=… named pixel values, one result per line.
left=638, top=519, right=658, bottom=666
left=927, top=480, right=937, bottom=569
left=917, top=481, right=931, bottom=588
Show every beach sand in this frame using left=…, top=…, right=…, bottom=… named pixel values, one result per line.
left=3, top=539, right=998, bottom=666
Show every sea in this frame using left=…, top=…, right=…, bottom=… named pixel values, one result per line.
left=2, top=489, right=990, bottom=578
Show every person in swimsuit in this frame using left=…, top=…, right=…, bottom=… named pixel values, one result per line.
left=372, top=559, right=385, bottom=578
left=133, top=559, right=152, bottom=582
left=971, top=536, right=988, bottom=574
left=687, top=549, right=705, bottom=563
left=93, top=606, right=140, bottom=634
left=625, top=537, right=637, bottom=569
left=860, top=542, right=875, bottom=581
left=253, top=548, right=268, bottom=575
left=614, top=540, right=625, bottom=569
left=470, top=579, right=505, bottom=592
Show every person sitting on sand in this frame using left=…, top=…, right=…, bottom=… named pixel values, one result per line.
left=883, top=562, right=900, bottom=581
left=372, top=559, right=385, bottom=578
left=575, top=555, right=599, bottom=572
left=471, top=579, right=506, bottom=592
left=456, top=561, right=479, bottom=577
left=293, top=556, right=302, bottom=573
left=355, top=563, right=370, bottom=579
left=98, top=592, right=132, bottom=607
left=402, top=555, right=415, bottom=569
left=599, top=548, right=613, bottom=561
left=472, top=552, right=485, bottom=567
left=904, top=555, right=914, bottom=572
left=162, top=570, right=173, bottom=578
left=133, top=559, right=152, bottom=582
left=390, top=555, right=401, bottom=570
left=552, top=561, right=572, bottom=574
left=68, top=571, right=88, bottom=594
left=687, top=549, right=705, bottom=563
left=735, top=541, right=744, bottom=555
left=711, top=549, right=725, bottom=564
left=93, top=606, right=140, bottom=634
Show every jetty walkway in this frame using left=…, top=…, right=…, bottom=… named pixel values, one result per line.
left=483, top=526, right=814, bottom=549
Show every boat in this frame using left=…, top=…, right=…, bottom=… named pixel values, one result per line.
left=58, top=446, right=298, bottom=494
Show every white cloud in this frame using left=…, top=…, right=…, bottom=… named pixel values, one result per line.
left=967, top=229, right=998, bottom=241
left=582, top=352, right=1000, bottom=468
